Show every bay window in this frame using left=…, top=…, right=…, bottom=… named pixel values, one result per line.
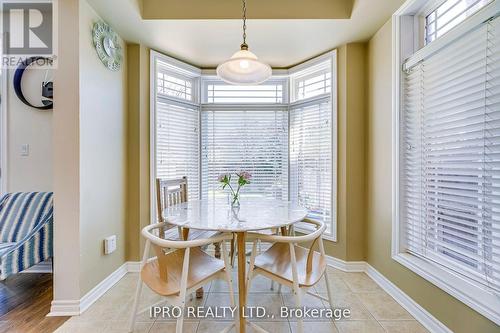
left=151, top=50, right=337, bottom=239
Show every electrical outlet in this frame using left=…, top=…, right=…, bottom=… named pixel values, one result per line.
left=104, top=235, right=117, bottom=254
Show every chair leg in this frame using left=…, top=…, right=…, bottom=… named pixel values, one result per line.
left=177, top=248, right=190, bottom=333
left=222, top=240, right=236, bottom=308
left=323, top=272, right=335, bottom=310
left=230, top=237, right=236, bottom=267
left=293, top=287, right=304, bottom=333
left=277, top=284, right=282, bottom=294
left=129, top=275, right=144, bottom=332
left=176, top=306, right=185, bottom=333
left=270, top=281, right=274, bottom=291
left=246, top=240, right=258, bottom=299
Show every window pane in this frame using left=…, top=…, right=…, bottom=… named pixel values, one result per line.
left=425, top=0, right=492, bottom=45
left=296, top=72, right=331, bottom=100
left=291, top=59, right=332, bottom=102
left=205, top=83, right=284, bottom=104
left=157, top=72, right=194, bottom=101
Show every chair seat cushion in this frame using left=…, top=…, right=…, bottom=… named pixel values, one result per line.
left=141, top=247, right=225, bottom=296
left=0, top=242, right=16, bottom=257
left=253, top=242, right=326, bottom=287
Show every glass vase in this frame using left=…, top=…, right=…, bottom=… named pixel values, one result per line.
left=231, top=194, right=240, bottom=208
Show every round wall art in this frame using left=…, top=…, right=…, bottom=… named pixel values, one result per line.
left=92, top=21, right=122, bottom=71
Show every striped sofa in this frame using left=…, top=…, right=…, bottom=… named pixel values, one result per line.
left=0, top=192, right=53, bottom=280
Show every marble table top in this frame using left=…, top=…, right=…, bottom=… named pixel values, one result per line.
left=163, top=199, right=308, bottom=232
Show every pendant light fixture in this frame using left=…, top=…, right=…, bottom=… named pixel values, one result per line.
left=216, top=0, right=271, bottom=85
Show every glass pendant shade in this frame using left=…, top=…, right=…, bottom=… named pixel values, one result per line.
left=217, top=48, right=272, bottom=85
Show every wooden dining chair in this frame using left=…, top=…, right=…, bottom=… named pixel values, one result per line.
left=156, top=177, right=221, bottom=257
left=245, top=219, right=333, bottom=333
left=129, top=223, right=235, bottom=333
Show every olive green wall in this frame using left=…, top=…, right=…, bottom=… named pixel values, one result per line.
left=126, top=44, right=151, bottom=261
left=323, top=43, right=366, bottom=261
left=365, top=19, right=499, bottom=333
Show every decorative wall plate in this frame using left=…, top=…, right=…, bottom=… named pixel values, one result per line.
left=92, top=21, right=122, bottom=71
left=13, top=56, right=53, bottom=110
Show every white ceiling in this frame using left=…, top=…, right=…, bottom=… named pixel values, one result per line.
left=86, top=0, right=405, bottom=68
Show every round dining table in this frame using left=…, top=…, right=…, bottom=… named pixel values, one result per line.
left=163, top=199, right=308, bottom=333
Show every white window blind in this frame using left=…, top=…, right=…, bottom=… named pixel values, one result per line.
left=425, top=0, right=492, bottom=44
left=290, top=96, right=333, bottom=234
left=402, top=15, right=500, bottom=292
left=201, top=108, right=288, bottom=200
left=155, top=98, right=200, bottom=200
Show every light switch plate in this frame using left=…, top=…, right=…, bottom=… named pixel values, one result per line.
left=104, top=235, right=117, bottom=254
left=21, top=144, right=29, bottom=156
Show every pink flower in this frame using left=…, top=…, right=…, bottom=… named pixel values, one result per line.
left=218, top=174, right=229, bottom=182
left=238, top=171, right=252, bottom=181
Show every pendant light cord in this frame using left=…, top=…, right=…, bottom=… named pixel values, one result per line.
left=241, top=0, right=248, bottom=49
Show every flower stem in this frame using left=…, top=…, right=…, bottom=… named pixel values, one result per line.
left=227, top=183, right=237, bottom=197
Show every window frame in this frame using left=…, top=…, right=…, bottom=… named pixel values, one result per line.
left=393, top=0, right=500, bottom=325
left=421, top=0, right=493, bottom=45
left=200, top=77, right=289, bottom=105
left=150, top=50, right=202, bottom=224
left=155, top=54, right=201, bottom=104
left=288, top=51, right=337, bottom=241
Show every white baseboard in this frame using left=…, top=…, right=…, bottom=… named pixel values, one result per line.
left=365, top=264, right=452, bottom=333
left=79, top=263, right=129, bottom=313
left=48, top=262, right=129, bottom=317
left=126, top=261, right=141, bottom=273
left=325, top=255, right=366, bottom=272
left=48, top=256, right=452, bottom=333
left=322, top=256, right=451, bottom=333
left=47, top=300, right=80, bottom=316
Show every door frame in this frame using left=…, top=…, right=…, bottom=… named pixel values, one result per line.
left=0, top=64, right=8, bottom=195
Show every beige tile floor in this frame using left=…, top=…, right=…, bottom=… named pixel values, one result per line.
left=55, top=266, right=429, bottom=333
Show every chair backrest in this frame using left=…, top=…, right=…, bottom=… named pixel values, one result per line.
left=0, top=192, right=53, bottom=242
left=141, top=222, right=231, bottom=281
left=248, top=218, right=326, bottom=274
left=156, top=177, right=188, bottom=223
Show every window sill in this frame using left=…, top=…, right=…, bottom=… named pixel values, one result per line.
left=393, top=252, right=500, bottom=325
